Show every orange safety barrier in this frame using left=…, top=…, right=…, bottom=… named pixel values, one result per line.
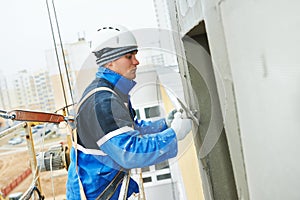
left=0, top=168, right=32, bottom=197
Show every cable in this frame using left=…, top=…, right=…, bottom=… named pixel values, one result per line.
left=51, top=0, right=75, bottom=107
left=45, top=0, right=69, bottom=114
left=36, top=124, right=46, bottom=161
left=0, top=109, right=14, bottom=120
left=50, top=153, right=56, bottom=200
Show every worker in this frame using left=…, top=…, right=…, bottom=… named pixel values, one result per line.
left=66, top=25, right=192, bottom=199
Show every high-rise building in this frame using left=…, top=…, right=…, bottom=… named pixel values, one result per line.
left=45, top=37, right=90, bottom=111
left=0, top=71, right=11, bottom=110
left=13, top=70, right=38, bottom=110
left=32, top=70, right=55, bottom=112
left=152, top=0, right=178, bottom=66
left=9, top=69, right=55, bottom=112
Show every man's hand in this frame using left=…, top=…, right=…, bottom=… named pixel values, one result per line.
left=166, top=109, right=177, bottom=127
left=171, top=112, right=192, bottom=140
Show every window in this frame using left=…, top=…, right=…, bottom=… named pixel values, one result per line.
left=157, top=173, right=171, bottom=181
left=138, top=160, right=172, bottom=186
left=142, top=177, right=152, bottom=183
left=135, top=109, right=141, bottom=120
left=155, top=160, right=169, bottom=170
left=142, top=166, right=150, bottom=172
left=144, top=106, right=160, bottom=118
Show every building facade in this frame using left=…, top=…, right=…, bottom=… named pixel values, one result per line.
left=45, top=37, right=90, bottom=111
left=157, top=0, right=300, bottom=200
left=10, top=70, right=55, bottom=112
left=0, top=71, right=11, bottom=110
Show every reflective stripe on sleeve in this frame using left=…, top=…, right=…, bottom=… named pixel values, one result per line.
left=97, top=126, right=134, bottom=147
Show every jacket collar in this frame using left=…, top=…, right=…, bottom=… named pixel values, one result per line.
left=96, top=66, right=136, bottom=95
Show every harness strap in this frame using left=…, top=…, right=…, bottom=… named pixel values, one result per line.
left=73, top=127, right=87, bottom=200
left=96, top=170, right=126, bottom=200
left=119, top=170, right=131, bottom=200
left=74, top=86, right=128, bottom=200
left=74, top=142, right=107, bottom=156
left=76, top=87, right=117, bottom=113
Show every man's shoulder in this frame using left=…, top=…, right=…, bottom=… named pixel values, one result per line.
left=82, top=78, right=113, bottom=96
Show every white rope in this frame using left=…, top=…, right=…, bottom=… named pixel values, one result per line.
left=36, top=124, right=46, bottom=156
left=50, top=153, right=56, bottom=200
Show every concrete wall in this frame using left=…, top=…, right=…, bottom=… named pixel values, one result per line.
left=202, top=1, right=300, bottom=199
left=165, top=0, right=300, bottom=199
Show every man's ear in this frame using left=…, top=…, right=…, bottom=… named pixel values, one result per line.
left=105, top=62, right=113, bottom=68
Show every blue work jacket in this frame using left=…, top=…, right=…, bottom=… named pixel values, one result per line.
left=66, top=67, right=178, bottom=199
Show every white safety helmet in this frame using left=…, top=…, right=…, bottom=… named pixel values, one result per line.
left=91, top=25, right=138, bottom=66
left=92, top=25, right=137, bottom=50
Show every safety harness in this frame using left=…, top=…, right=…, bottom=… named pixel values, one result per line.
left=74, top=86, right=131, bottom=200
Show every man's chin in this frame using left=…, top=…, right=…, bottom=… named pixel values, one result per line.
left=130, top=75, right=136, bottom=80
left=125, top=72, right=136, bottom=80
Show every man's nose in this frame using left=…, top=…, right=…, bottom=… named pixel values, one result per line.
left=132, top=55, right=139, bottom=65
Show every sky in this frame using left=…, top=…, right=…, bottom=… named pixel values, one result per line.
left=0, top=0, right=158, bottom=75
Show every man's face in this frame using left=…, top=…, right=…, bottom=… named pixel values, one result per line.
left=107, top=51, right=139, bottom=80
